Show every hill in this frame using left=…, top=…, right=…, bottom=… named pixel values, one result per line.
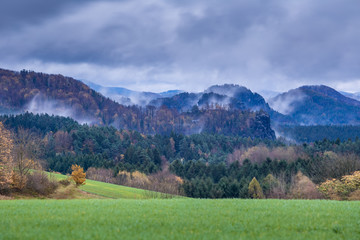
left=150, top=84, right=271, bottom=112
left=340, top=91, right=360, bottom=102
left=0, top=68, right=275, bottom=139
left=49, top=172, right=167, bottom=199
left=150, top=84, right=294, bottom=125
left=0, top=68, right=129, bottom=125
left=269, top=85, right=360, bottom=125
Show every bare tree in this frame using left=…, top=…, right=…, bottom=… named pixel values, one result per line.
left=12, top=128, right=42, bottom=189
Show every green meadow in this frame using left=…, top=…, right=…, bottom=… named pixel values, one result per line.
left=48, top=172, right=168, bottom=199
left=1, top=199, right=359, bottom=240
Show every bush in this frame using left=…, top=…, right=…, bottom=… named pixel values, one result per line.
left=86, top=168, right=115, bottom=183
left=26, top=172, right=58, bottom=196
left=348, top=189, right=360, bottom=201
left=58, top=179, right=71, bottom=186
left=290, top=172, right=321, bottom=199
left=318, top=171, right=360, bottom=200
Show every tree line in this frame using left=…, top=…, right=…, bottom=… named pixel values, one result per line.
left=1, top=113, right=360, bottom=199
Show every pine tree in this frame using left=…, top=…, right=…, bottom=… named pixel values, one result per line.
left=71, top=164, right=86, bottom=187
left=248, top=177, right=264, bottom=199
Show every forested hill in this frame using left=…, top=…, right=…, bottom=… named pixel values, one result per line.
left=269, top=85, right=360, bottom=125
left=0, top=68, right=275, bottom=139
left=0, top=68, right=127, bottom=125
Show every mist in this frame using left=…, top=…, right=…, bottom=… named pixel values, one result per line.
left=268, top=89, right=306, bottom=115
left=25, top=94, right=96, bottom=125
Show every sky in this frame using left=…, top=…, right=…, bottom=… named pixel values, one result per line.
left=1, top=0, right=360, bottom=93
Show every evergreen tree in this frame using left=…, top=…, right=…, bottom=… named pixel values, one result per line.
left=248, top=177, right=264, bottom=199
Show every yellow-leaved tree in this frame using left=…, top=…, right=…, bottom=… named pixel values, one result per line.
left=248, top=177, right=264, bottom=199
left=318, top=171, right=360, bottom=200
left=71, top=164, right=86, bottom=187
left=0, top=122, right=14, bottom=191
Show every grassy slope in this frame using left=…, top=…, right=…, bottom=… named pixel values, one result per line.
left=48, top=172, right=165, bottom=199
left=1, top=199, right=359, bottom=240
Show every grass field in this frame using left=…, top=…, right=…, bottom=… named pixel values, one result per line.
left=48, top=172, right=169, bottom=199
left=1, top=199, right=359, bottom=240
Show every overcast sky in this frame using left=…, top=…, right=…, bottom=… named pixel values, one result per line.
left=1, top=0, right=360, bottom=93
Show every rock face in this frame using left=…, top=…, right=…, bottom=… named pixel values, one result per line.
left=253, top=112, right=276, bottom=140
left=0, top=68, right=276, bottom=139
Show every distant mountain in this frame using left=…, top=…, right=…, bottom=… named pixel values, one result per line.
left=0, top=68, right=275, bottom=139
left=205, top=84, right=270, bottom=111
left=150, top=92, right=201, bottom=112
left=257, top=90, right=280, bottom=100
left=151, top=84, right=266, bottom=111
left=269, top=85, right=360, bottom=125
left=81, top=80, right=183, bottom=106
left=340, top=91, right=360, bottom=102
left=150, top=84, right=294, bottom=125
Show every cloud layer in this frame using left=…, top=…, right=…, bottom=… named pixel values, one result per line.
left=1, top=0, right=360, bottom=92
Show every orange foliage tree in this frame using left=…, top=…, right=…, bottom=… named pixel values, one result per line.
left=71, top=164, right=86, bottom=187
left=0, top=122, right=14, bottom=191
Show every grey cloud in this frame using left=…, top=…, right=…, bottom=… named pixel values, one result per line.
left=0, top=0, right=360, bottom=92
left=0, top=0, right=102, bottom=31
left=0, top=0, right=174, bottom=66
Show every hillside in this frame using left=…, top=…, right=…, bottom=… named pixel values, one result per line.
left=151, top=84, right=271, bottom=112
left=340, top=91, right=360, bottom=102
left=49, top=172, right=167, bottom=199
left=0, top=68, right=275, bottom=139
left=150, top=84, right=294, bottom=125
left=269, top=85, right=360, bottom=125
left=0, top=68, right=129, bottom=125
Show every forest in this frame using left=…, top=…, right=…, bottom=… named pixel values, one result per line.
left=1, top=113, right=360, bottom=200
left=277, top=125, right=360, bottom=142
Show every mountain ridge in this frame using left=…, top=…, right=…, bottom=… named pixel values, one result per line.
left=269, top=85, right=360, bottom=125
left=0, top=68, right=275, bottom=139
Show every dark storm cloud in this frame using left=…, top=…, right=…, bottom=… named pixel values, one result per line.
left=0, top=0, right=101, bottom=31
left=0, top=0, right=173, bottom=66
left=0, top=0, right=360, bottom=92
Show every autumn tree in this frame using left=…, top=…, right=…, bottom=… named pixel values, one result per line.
left=290, top=172, right=320, bottom=199
left=53, top=130, right=72, bottom=153
left=248, top=177, right=264, bottom=199
left=318, top=171, right=360, bottom=200
left=12, top=128, right=41, bottom=189
left=71, top=164, right=86, bottom=187
left=0, top=122, right=14, bottom=191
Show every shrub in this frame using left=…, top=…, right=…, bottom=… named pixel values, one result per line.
left=26, top=172, right=58, bottom=195
left=290, top=172, right=321, bottom=199
left=348, top=189, right=360, bottom=201
left=86, top=168, right=114, bottom=183
left=318, top=171, right=360, bottom=200
left=58, top=179, right=71, bottom=186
